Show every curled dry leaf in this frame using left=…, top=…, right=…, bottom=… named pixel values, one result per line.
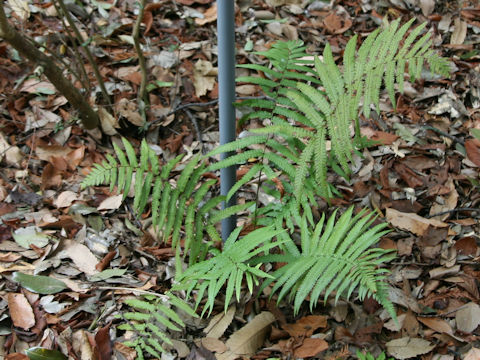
left=204, top=305, right=236, bottom=339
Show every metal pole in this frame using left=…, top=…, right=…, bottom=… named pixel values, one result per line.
left=217, top=0, right=236, bottom=241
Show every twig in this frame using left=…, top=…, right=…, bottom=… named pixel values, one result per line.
left=149, top=95, right=270, bottom=127
left=97, top=286, right=170, bottom=300
left=426, top=207, right=480, bottom=219
left=132, top=0, right=148, bottom=107
left=184, top=108, right=204, bottom=152
left=51, top=0, right=91, bottom=91
left=423, top=125, right=465, bottom=146
left=56, top=0, right=112, bottom=107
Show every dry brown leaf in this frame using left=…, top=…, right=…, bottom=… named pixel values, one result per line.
left=450, top=18, right=467, bottom=45
left=386, top=208, right=448, bottom=237
left=98, top=108, right=119, bottom=136
left=204, top=305, right=235, bottom=339
left=419, top=0, right=435, bottom=16
left=36, top=144, right=73, bottom=162
left=454, top=237, right=478, bottom=256
left=114, top=342, right=137, bottom=360
left=72, top=329, right=94, bottom=360
left=8, top=293, right=35, bottom=330
left=62, top=240, right=98, bottom=276
left=418, top=317, right=453, bottom=334
left=429, top=264, right=460, bottom=279
left=282, top=315, right=327, bottom=338
left=115, top=98, right=144, bottom=127
left=386, top=337, right=435, bottom=359
left=195, top=3, right=217, bottom=25
left=465, top=139, right=480, bottom=167
left=323, top=12, right=352, bottom=34
left=455, top=302, right=480, bottom=333
left=464, top=347, right=480, bottom=360
left=293, top=338, right=328, bottom=358
left=193, top=59, right=217, bottom=97
left=429, top=178, right=458, bottom=220
left=65, top=146, right=85, bottom=170
left=216, top=312, right=275, bottom=360
left=53, top=191, right=78, bottom=209
left=97, top=195, right=123, bottom=211
left=200, top=337, right=228, bottom=353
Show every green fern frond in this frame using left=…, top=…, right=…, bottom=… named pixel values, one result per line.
left=257, top=207, right=396, bottom=318
left=174, top=226, right=283, bottom=315
left=117, top=292, right=196, bottom=357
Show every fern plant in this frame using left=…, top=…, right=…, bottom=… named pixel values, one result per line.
left=80, top=18, right=451, bottom=358
left=117, top=291, right=197, bottom=359
left=253, top=207, right=396, bottom=317
left=173, top=225, right=283, bottom=316
left=81, top=137, right=253, bottom=265
left=221, top=18, right=449, bottom=203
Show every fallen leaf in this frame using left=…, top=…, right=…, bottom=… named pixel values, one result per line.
left=193, top=59, right=217, bottom=97
left=293, top=338, right=328, bottom=358
left=25, top=347, right=67, bottom=360
left=204, top=305, right=236, bottom=339
left=98, top=108, right=119, bottom=135
left=454, top=237, right=478, bottom=256
left=419, top=0, right=435, bottom=16
left=418, top=317, right=453, bottom=334
left=464, top=347, right=480, bottom=360
left=386, top=337, right=435, bottom=359
left=386, top=208, right=448, bottom=237
left=7, top=0, right=30, bottom=20
left=465, top=139, right=480, bottom=166
left=201, top=337, right=228, bottom=353
left=62, top=240, right=99, bottom=275
left=455, top=302, right=480, bottom=333
left=12, top=272, right=67, bottom=294
left=13, top=226, right=50, bottom=249
left=195, top=3, right=217, bottom=25
left=54, top=191, right=78, bottom=208
left=8, top=293, right=35, bottom=330
left=97, top=195, right=123, bottom=211
left=323, top=12, right=352, bottom=34
left=115, top=98, right=144, bottom=126
left=450, top=18, right=467, bottom=45
left=5, top=354, right=29, bottom=360
left=216, top=312, right=275, bottom=360
left=282, top=315, right=327, bottom=338
left=95, top=323, right=112, bottom=360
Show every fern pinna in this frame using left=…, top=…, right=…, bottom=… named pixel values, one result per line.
left=219, top=18, right=449, bottom=204
left=81, top=138, right=252, bottom=265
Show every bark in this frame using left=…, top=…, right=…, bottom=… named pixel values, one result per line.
left=0, top=3, right=99, bottom=129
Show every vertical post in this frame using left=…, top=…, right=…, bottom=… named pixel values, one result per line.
left=217, top=0, right=236, bottom=241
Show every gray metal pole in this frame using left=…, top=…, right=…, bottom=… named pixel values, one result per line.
left=217, top=0, right=236, bottom=241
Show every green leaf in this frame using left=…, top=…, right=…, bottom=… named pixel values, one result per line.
left=12, top=227, right=50, bottom=249
left=471, top=128, right=480, bottom=142
left=88, top=268, right=127, bottom=282
left=12, top=272, right=67, bottom=294
left=26, top=347, right=67, bottom=360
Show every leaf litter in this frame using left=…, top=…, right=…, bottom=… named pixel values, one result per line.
left=0, top=0, right=479, bottom=359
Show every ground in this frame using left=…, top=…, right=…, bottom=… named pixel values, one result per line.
left=0, top=0, right=479, bottom=359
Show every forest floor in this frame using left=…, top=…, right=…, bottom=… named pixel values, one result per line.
left=0, top=0, right=480, bottom=359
